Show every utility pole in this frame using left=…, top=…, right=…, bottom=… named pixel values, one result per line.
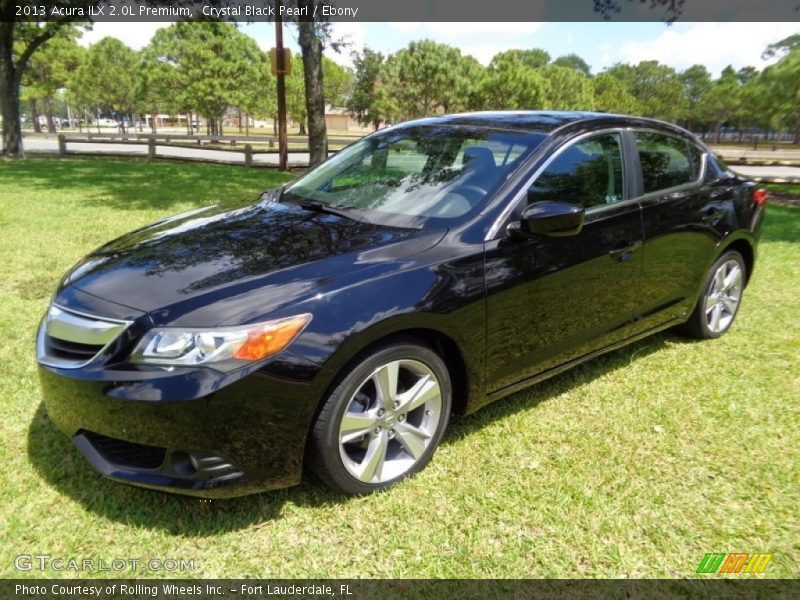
left=275, top=0, right=288, bottom=171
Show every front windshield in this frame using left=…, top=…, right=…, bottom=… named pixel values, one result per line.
left=282, top=125, right=546, bottom=228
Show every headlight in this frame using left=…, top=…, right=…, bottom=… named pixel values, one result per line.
left=130, top=314, right=311, bottom=371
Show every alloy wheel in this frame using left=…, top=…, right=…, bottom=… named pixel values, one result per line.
left=705, top=259, right=743, bottom=334
left=338, top=359, right=443, bottom=484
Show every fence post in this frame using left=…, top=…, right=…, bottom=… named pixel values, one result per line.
left=148, top=139, right=156, bottom=160
left=269, top=138, right=275, bottom=148
left=244, top=144, right=253, bottom=168
left=57, top=134, right=66, bottom=157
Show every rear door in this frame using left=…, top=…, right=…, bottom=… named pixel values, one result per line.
left=484, top=130, right=644, bottom=393
left=630, top=130, right=728, bottom=333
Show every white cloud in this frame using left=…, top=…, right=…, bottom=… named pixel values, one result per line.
left=327, top=22, right=368, bottom=68
left=78, top=22, right=167, bottom=50
left=612, top=22, right=799, bottom=76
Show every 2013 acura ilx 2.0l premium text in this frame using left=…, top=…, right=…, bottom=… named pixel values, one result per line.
left=37, top=112, right=766, bottom=497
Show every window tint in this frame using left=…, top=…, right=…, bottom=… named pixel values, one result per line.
left=528, top=133, right=625, bottom=209
left=635, top=132, right=694, bottom=193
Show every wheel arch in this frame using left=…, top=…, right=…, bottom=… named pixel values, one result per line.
left=315, top=326, right=472, bottom=420
left=718, top=236, right=755, bottom=286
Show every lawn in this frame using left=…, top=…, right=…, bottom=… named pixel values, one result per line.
left=0, top=157, right=797, bottom=579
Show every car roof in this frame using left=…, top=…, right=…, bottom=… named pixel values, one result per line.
left=394, top=110, right=690, bottom=138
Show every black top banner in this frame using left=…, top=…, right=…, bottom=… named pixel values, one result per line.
left=9, top=0, right=800, bottom=22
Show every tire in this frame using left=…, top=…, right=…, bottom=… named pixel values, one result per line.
left=680, top=250, right=746, bottom=340
left=306, top=339, right=452, bottom=495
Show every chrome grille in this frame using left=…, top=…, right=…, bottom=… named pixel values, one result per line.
left=37, top=304, right=132, bottom=368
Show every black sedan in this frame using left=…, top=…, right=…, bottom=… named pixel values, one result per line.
left=36, top=111, right=765, bottom=496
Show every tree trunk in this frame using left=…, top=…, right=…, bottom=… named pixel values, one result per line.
left=715, top=123, right=722, bottom=145
left=299, top=120, right=306, bottom=135
left=297, top=7, right=328, bottom=166
left=0, top=24, right=24, bottom=157
left=794, top=113, right=800, bottom=145
left=237, top=108, right=243, bottom=133
left=31, top=99, right=42, bottom=133
left=44, top=96, right=56, bottom=133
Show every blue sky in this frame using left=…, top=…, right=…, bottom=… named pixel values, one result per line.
left=81, top=21, right=798, bottom=77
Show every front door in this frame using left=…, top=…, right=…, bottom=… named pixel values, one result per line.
left=484, top=131, right=643, bottom=393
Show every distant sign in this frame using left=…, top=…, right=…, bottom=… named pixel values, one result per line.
left=270, top=48, right=292, bottom=76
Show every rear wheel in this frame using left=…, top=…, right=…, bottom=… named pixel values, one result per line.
left=680, top=250, right=746, bottom=339
left=307, top=341, right=452, bottom=495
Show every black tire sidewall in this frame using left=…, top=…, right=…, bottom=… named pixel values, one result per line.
left=311, top=343, right=453, bottom=495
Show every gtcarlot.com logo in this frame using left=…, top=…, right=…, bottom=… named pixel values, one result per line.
left=15, top=554, right=195, bottom=573
left=696, top=552, right=772, bottom=574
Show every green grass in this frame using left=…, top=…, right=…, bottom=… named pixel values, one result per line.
left=764, top=182, right=800, bottom=199
left=0, top=157, right=797, bottom=579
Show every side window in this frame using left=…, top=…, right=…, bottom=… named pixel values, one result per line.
left=528, top=133, right=625, bottom=209
left=635, top=132, right=694, bottom=193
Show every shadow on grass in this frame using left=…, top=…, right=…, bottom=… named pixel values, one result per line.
left=26, top=330, right=685, bottom=536
left=0, top=156, right=293, bottom=212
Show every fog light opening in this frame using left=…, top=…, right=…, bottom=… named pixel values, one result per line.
left=170, top=451, right=197, bottom=477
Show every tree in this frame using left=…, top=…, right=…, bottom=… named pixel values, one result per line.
left=322, top=56, right=351, bottom=108
left=238, top=51, right=276, bottom=135
left=761, top=48, right=800, bottom=143
left=605, top=61, right=687, bottom=121
left=0, top=0, right=205, bottom=157
left=21, top=28, right=82, bottom=133
left=763, top=34, right=800, bottom=59
left=680, top=64, right=711, bottom=131
left=286, top=62, right=308, bottom=133
left=377, top=40, right=475, bottom=119
left=540, top=65, right=594, bottom=110
left=346, top=47, right=384, bottom=130
left=697, top=67, right=740, bottom=143
left=481, top=53, right=550, bottom=110
left=553, top=54, right=592, bottom=76
left=592, top=72, right=638, bottom=114
left=490, top=49, right=551, bottom=70
left=136, top=40, right=182, bottom=133
left=71, top=37, right=138, bottom=133
left=143, top=22, right=263, bottom=136
left=0, top=4, right=89, bottom=156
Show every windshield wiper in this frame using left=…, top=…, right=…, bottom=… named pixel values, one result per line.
left=296, top=201, right=369, bottom=224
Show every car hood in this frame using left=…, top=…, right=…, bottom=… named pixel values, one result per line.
left=62, top=198, right=443, bottom=326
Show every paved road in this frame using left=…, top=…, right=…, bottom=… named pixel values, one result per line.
left=22, top=137, right=800, bottom=181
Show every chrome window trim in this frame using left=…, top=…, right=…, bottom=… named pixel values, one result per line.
left=484, top=127, right=627, bottom=241
left=484, top=126, right=708, bottom=240
left=37, top=304, right=133, bottom=370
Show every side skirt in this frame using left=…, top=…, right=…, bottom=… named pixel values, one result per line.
left=485, top=316, right=686, bottom=403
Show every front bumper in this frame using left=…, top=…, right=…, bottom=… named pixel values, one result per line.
left=38, top=361, right=319, bottom=498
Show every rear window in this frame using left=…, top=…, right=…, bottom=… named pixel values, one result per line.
left=635, top=132, right=694, bottom=194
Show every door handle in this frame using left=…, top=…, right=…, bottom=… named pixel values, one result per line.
left=608, top=240, right=641, bottom=262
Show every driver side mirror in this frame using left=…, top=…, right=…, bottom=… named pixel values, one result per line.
left=509, top=200, right=585, bottom=238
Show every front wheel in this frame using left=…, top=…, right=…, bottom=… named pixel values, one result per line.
left=306, top=340, right=452, bottom=495
left=681, top=250, right=746, bottom=339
